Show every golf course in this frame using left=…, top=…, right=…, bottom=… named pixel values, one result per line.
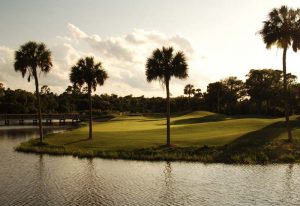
left=16, top=111, right=300, bottom=164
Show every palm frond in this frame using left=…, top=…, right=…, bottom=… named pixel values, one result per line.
left=146, top=49, right=164, bottom=82
left=260, top=5, right=300, bottom=50
left=70, top=56, right=108, bottom=92
left=14, top=41, right=53, bottom=81
left=145, top=46, right=188, bottom=84
left=171, top=51, right=188, bottom=79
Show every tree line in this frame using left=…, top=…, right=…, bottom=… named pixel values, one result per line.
left=0, top=80, right=202, bottom=114
left=2, top=68, right=300, bottom=117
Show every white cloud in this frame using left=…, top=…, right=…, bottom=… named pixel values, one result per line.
left=63, top=23, right=198, bottom=96
left=0, top=47, right=30, bottom=90
left=0, top=24, right=200, bottom=97
left=67, top=23, right=87, bottom=39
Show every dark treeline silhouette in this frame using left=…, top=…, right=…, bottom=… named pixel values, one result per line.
left=1, top=68, right=300, bottom=117
left=204, top=69, right=300, bottom=116
left=0, top=84, right=203, bottom=114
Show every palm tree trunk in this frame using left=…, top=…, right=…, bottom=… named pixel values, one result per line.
left=283, top=47, right=293, bottom=142
left=188, top=93, right=191, bottom=110
left=88, top=86, right=93, bottom=139
left=34, top=72, right=43, bottom=143
left=217, top=90, right=220, bottom=113
left=166, top=80, right=171, bottom=147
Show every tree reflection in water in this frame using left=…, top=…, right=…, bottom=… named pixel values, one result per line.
left=283, top=164, right=295, bottom=202
left=160, top=161, right=176, bottom=204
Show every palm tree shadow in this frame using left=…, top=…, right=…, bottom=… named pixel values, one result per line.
left=64, top=138, right=90, bottom=146
left=171, top=114, right=230, bottom=125
left=223, top=119, right=300, bottom=153
left=143, top=111, right=191, bottom=119
left=94, top=116, right=115, bottom=122
left=138, top=119, right=161, bottom=122
left=171, top=114, right=278, bottom=126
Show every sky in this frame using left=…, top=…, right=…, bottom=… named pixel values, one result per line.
left=1, top=0, right=300, bottom=97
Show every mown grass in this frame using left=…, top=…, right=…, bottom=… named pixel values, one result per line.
left=16, top=111, right=300, bottom=164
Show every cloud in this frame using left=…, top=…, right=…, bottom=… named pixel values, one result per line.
left=0, top=46, right=25, bottom=89
left=67, top=23, right=87, bottom=39
left=1, top=24, right=199, bottom=96
left=63, top=23, right=198, bottom=96
left=67, top=23, right=133, bottom=61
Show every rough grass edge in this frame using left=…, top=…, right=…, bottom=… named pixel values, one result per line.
left=15, top=140, right=300, bottom=164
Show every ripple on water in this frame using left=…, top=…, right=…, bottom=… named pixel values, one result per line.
left=1, top=127, right=300, bottom=206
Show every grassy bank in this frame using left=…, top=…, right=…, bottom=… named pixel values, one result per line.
left=16, top=111, right=300, bottom=164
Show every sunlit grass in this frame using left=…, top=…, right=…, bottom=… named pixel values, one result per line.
left=16, top=111, right=300, bottom=163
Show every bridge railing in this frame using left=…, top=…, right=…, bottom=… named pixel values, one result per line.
left=0, top=113, right=81, bottom=120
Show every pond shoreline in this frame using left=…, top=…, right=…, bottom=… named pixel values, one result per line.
left=15, top=139, right=300, bottom=164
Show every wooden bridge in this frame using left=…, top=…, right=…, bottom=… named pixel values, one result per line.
left=0, top=113, right=84, bottom=126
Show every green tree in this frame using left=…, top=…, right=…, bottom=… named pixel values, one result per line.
left=221, top=76, right=245, bottom=114
left=246, top=69, right=282, bottom=113
left=260, top=5, right=300, bottom=142
left=40, top=85, right=58, bottom=113
left=222, top=77, right=244, bottom=99
left=146, top=46, right=188, bottom=146
left=41, top=85, right=51, bottom=95
left=194, top=88, right=202, bottom=98
left=246, top=69, right=297, bottom=115
left=205, top=82, right=226, bottom=113
left=70, top=56, right=108, bottom=139
left=184, top=84, right=195, bottom=98
left=0, top=83, right=4, bottom=97
left=14, top=41, right=52, bottom=143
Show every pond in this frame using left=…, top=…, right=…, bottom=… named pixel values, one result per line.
left=0, top=126, right=299, bottom=205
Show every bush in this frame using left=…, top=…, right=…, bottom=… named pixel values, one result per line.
left=279, top=153, right=295, bottom=163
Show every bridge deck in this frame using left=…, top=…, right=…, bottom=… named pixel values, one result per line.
left=0, top=114, right=84, bottom=125
left=0, top=114, right=81, bottom=119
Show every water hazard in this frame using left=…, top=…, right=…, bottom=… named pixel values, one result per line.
left=0, top=126, right=299, bottom=205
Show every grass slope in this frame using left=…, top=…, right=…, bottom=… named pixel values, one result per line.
left=16, top=111, right=300, bottom=164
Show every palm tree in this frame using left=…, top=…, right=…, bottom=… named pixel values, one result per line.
left=14, top=41, right=52, bottom=143
left=146, top=46, right=188, bottom=147
left=70, top=56, right=108, bottom=139
left=194, top=88, right=202, bottom=98
left=184, top=84, right=195, bottom=99
left=260, top=5, right=300, bottom=142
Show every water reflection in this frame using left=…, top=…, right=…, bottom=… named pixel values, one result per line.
left=281, top=164, right=295, bottom=204
left=160, top=161, right=175, bottom=204
left=77, top=159, right=102, bottom=204
left=35, top=155, right=49, bottom=205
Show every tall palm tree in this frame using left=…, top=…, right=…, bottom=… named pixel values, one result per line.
left=260, top=5, right=300, bottom=142
left=14, top=41, right=52, bottom=143
left=146, top=47, right=188, bottom=147
left=70, top=56, right=108, bottom=139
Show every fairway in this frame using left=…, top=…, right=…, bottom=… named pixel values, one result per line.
left=17, top=111, right=300, bottom=163
left=43, top=111, right=300, bottom=150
